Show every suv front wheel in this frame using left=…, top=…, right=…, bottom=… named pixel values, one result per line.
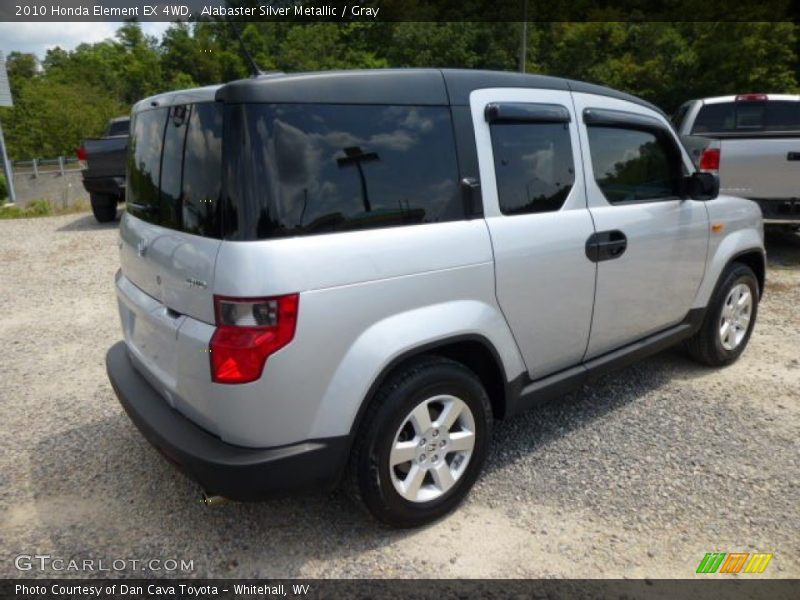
left=348, top=356, right=492, bottom=528
left=686, top=262, right=759, bottom=366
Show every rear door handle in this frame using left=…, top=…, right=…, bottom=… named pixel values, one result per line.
left=586, top=230, right=627, bottom=262
left=787, top=152, right=800, bottom=161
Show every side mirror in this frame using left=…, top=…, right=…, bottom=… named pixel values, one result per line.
left=683, top=171, right=719, bottom=201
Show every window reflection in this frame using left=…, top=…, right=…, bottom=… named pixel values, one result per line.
left=491, top=122, right=575, bottom=215
left=224, top=104, right=461, bottom=240
left=587, top=127, right=680, bottom=204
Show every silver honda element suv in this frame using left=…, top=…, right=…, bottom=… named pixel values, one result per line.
left=107, top=69, right=765, bottom=527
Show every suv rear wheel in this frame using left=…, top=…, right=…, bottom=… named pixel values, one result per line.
left=686, top=262, right=759, bottom=366
left=90, top=193, right=117, bottom=223
left=348, top=356, right=492, bottom=528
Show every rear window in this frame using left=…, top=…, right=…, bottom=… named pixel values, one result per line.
left=127, top=108, right=166, bottom=218
left=126, top=103, right=222, bottom=238
left=223, top=104, right=462, bottom=240
left=692, top=101, right=800, bottom=134
left=107, top=119, right=129, bottom=136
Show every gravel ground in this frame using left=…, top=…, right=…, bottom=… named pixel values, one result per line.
left=0, top=212, right=798, bottom=579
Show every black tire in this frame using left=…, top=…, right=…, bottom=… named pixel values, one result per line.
left=685, top=262, right=759, bottom=367
left=348, top=355, right=492, bottom=528
left=90, top=193, right=117, bottom=223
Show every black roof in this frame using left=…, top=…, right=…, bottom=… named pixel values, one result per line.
left=216, top=68, right=665, bottom=116
left=136, top=69, right=664, bottom=117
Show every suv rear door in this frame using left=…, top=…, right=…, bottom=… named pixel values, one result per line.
left=118, top=103, right=223, bottom=396
left=471, top=88, right=596, bottom=379
left=572, top=93, right=708, bottom=358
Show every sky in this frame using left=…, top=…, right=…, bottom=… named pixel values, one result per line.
left=0, top=22, right=172, bottom=60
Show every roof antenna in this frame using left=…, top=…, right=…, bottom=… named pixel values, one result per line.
left=225, top=16, right=263, bottom=77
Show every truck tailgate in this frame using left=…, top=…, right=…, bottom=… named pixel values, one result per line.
left=83, top=136, right=127, bottom=179
left=719, top=137, right=800, bottom=199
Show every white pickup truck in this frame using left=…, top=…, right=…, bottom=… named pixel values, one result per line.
left=674, top=94, right=800, bottom=229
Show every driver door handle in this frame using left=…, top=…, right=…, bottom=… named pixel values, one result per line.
left=586, top=230, right=628, bottom=263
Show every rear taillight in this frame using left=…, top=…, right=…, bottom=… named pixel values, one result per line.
left=698, top=147, right=720, bottom=172
left=735, top=93, right=768, bottom=102
left=210, top=294, right=299, bottom=384
left=76, top=145, right=87, bottom=161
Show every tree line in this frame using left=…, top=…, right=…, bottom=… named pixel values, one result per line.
left=0, top=21, right=797, bottom=160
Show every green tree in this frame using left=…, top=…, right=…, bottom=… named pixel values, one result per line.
left=5, top=51, right=38, bottom=97
left=2, top=79, right=125, bottom=159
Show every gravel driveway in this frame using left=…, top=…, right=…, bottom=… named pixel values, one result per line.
left=1, top=212, right=798, bottom=579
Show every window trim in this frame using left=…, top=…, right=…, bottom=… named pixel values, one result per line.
left=583, top=107, right=666, bottom=133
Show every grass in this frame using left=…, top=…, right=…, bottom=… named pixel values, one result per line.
left=0, top=199, right=90, bottom=219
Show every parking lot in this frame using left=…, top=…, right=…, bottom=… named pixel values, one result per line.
left=0, top=212, right=798, bottom=579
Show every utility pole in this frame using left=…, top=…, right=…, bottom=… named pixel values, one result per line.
left=519, top=0, right=529, bottom=73
left=0, top=51, right=15, bottom=203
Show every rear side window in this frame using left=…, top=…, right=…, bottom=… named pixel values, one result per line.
left=692, top=101, right=800, bottom=133
left=224, top=104, right=462, bottom=240
left=490, top=122, right=575, bottom=215
left=126, top=103, right=222, bottom=237
left=182, top=103, right=223, bottom=237
left=587, top=127, right=682, bottom=204
left=159, top=105, right=188, bottom=229
left=127, top=108, right=167, bottom=219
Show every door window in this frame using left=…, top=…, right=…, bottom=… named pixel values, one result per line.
left=490, top=122, right=575, bottom=215
left=586, top=127, right=682, bottom=204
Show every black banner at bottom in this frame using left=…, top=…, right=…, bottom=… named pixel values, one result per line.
left=2, top=579, right=799, bottom=600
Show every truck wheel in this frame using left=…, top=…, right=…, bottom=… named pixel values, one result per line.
left=685, top=263, right=759, bottom=367
left=348, top=356, right=492, bottom=528
left=90, top=193, right=117, bottom=223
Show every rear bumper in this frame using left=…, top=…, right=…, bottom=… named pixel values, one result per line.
left=752, top=198, right=800, bottom=224
left=82, top=174, right=125, bottom=197
left=106, top=341, right=349, bottom=500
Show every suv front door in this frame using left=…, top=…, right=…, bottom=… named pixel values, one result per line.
left=472, top=89, right=596, bottom=379
left=572, top=94, right=709, bottom=358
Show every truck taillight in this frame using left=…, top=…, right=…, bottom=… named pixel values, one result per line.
left=76, top=145, right=87, bottom=161
left=698, top=148, right=720, bottom=172
left=735, top=93, right=768, bottom=102
left=210, top=294, right=299, bottom=384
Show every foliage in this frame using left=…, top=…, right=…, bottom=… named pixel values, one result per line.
left=1, top=21, right=798, bottom=160
left=0, top=173, right=7, bottom=202
left=0, top=198, right=52, bottom=219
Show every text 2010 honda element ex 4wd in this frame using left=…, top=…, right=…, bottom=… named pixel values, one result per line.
left=107, top=69, right=765, bottom=527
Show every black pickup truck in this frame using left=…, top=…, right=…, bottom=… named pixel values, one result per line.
left=78, top=117, right=129, bottom=222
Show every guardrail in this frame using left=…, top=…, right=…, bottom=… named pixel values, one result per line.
left=12, top=156, right=82, bottom=177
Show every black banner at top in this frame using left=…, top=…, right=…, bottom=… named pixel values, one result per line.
left=0, top=0, right=798, bottom=22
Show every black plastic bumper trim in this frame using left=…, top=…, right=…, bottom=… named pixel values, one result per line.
left=106, top=341, right=349, bottom=500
